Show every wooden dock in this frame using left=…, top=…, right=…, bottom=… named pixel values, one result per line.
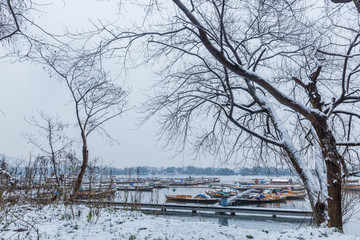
left=76, top=200, right=312, bottom=220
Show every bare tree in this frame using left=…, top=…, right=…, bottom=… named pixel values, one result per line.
left=94, top=0, right=360, bottom=229
left=35, top=45, right=128, bottom=200
left=23, top=113, right=72, bottom=189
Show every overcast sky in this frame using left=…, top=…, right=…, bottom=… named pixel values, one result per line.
left=0, top=0, right=227, bottom=169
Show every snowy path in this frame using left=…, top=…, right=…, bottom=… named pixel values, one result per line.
left=0, top=204, right=357, bottom=240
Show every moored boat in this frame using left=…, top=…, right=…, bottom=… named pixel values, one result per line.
left=165, top=194, right=219, bottom=204
left=279, top=189, right=306, bottom=200
left=117, top=185, right=154, bottom=192
left=229, top=189, right=287, bottom=206
left=232, top=195, right=286, bottom=205
left=262, top=188, right=306, bottom=200
left=205, top=189, right=236, bottom=198
left=233, top=185, right=253, bottom=191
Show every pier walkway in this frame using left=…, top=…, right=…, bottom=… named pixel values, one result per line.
left=76, top=200, right=312, bottom=220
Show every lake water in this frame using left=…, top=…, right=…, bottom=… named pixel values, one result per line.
left=111, top=175, right=360, bottom=236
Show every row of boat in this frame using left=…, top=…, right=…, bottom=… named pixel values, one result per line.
left=80, top=177, right=304, bottom=192
left=165, top=188, right=306, bottom=206
left=75, top=177, right=308, bottom=203
left=77, top=177, right=221, bottom=192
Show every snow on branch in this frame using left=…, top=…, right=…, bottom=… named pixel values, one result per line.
left=336, top=141, right=360, bottom=146
left=172, top=0, right=324, bottom=124
left=0, top=168, right=16, bottom=184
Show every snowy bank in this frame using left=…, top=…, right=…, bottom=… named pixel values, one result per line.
left=0, top=204, right=357, bottom=240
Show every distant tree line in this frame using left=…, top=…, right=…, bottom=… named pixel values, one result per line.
left=98, top=165, right=291, bottom=176
left=0, top=153, right=291, bottom=177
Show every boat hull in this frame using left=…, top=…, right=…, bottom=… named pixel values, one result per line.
left=117, top=186, right=154, bottom=192
left=230, top=195, right=287, bottom=205
left=165, top=195, right=219, bottom=204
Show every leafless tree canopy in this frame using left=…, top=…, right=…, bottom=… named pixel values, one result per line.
left=0, top=0, right=31, bottom=42
left=23, top=113, right=73, bottom=188
left=90, top=0, right=360, bottom=229
left=34, top=43, right=129, bottom=200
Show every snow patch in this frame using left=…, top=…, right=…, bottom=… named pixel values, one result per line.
left=0, top=204, right=356, bottom=240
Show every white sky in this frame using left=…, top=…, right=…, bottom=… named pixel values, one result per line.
left=0, top=0, right=224, bottom=168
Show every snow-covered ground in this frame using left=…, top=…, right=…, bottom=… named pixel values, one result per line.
left=0, top=204, right=357, bottom=240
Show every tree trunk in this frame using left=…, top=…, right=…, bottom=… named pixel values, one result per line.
left=313, top=201, right=327, bottom=225
left=51, top=154, right=60, bottom=188
left=70, top=134, right=88, bottom=201
left=326, top=160, right=342, bottom=229
left=244, top=79, right=328, bottom=226
left=313, top=117, right=343, bottom=230
left=283, top=147, right=327, bottom=225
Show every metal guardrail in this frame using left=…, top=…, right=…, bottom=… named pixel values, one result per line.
left=76, top=200, right=312, bottom=219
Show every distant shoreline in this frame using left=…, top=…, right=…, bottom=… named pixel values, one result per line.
left=99, top=165, right=291, bottom=176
